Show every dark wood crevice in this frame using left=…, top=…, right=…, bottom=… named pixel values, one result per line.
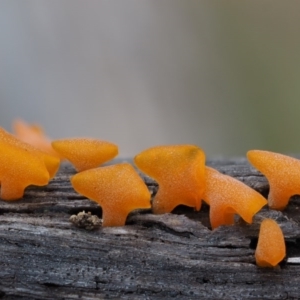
left=0, top=159, right=299, bottom=299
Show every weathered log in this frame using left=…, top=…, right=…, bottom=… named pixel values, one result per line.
left=0, top=159, right=300, bottom=299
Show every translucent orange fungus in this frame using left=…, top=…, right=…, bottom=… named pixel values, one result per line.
left=247, top=150, right=300, bottom=210
left=0, top=127, right=53, bottom=200
left=0, top=127, right=60, bottom=179
left=52, top=138, right=118, bottom=172
left=71, top=163, right=151, bottom=227
left=203, top=166, right=267, bottom=229
left=134, top=145, right=205, bottom=214
left=13, top=119, right=60, bottom=158
left=255, top=218, right=286, bottom=267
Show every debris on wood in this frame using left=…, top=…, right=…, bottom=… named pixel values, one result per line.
left=69, top=210, right=102, bottom=230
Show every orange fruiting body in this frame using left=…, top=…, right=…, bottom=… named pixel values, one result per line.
left=0, top=127, right=51, bottom=200
left=13, top=119, right=60, bottom=158
left=71, top=163, right=151, bottom=227
left=203, top=166, right=267, bottom=229
left=0, top=127, right=60, bottom=179
left=255, top=218, right=286, bottom=267
left=134, top=145, right=205, bottom=214
left=52, top=138, right=118, bottom=172
left=247, top=150, right=300, bottom=210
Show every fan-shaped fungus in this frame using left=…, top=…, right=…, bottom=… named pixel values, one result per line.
left=134, top=145, right=205, bottom=214
left=247, top=150, right=300, bottom=210
left=71, top=163, right=151, bottom=227
left=0, top=127, right=60, bottom=179
left=52, top=138, right=118, bottom=172
left=203, top=166, right=267, bottom=229
left=13, top=119, right=60, bottom=158
left=0, top=129, right=50, bottom=200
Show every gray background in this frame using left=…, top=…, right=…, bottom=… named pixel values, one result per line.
left=0, top=0, right=300, bottom=157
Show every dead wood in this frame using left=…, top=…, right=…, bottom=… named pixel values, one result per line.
left=0, top=159, right=299, bottom=299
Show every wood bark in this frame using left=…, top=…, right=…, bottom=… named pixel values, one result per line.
left=0, top=159, right=300, bottom=299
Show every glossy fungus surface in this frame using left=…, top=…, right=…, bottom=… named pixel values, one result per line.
left=71, top=163, right=151, bottom=227
left=0, top=127, right=60, bottom=179
left=0, top=127, right=51, bottom=200
left=255, top=218, right=286, bottom=267
left=13, top=119, right=60, bottom=158
left=134, top=144, right=205, bottom=214
left=52, top=138, right=118, bottom=172
left=247, top=150, right=300, bottom=210
left=203, top=166, right=267, bottom=229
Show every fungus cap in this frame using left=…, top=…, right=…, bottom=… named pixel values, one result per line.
left=52, top=138, right=118, bottom=172
left=71, top=163, right=151, bottom=227
left=134, top=144, right=206, bottom=214
left=255, top=218, right=286, bottom=267
left=13, top=119, right=60, bottom=158
left=0, top=139, right=50, bottom=200
left=247, top=150, right=300, bottom=210
left=203, top=166, right=267, bottom=229
left=0, top=127, right=60, bottom=179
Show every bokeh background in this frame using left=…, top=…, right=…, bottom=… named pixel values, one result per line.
left=0, top=0, right=300, bottom=158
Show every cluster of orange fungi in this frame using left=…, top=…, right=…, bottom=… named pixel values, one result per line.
left=0, top=119, right=292, bottom=268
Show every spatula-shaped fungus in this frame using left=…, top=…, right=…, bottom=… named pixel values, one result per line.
left=71, top=163, right=151, bottom=227
left=247, top=150, right=300, bottom=210
left=0, top=130, right=50, bottom=200
left=255, top=218, right=286, bottom=267
left=134, top=145, right=205, bottom=214
left=52, top=138, right=118, bottom=172
left=203, top=166, right=267, bottom=229
left=0, top=127, right=60, bottom=179
left=13, top=119, right=60, bottom=158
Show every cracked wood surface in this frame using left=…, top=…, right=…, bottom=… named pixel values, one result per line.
left=0, top=159, right=300, bottom=299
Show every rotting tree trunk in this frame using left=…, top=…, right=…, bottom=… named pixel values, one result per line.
left=0, top=159, right=300, bottom=299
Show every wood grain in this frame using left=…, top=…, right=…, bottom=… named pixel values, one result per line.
left=0, top=159, right=299, bottom=299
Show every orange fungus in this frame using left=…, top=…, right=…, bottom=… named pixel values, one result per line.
left=0, top=127, right=60, bottom=179
left=247, top=150, right=300, bottom=210
left=203, top=166, right=267, bottom=229
left=0, top=127, right=51, bottom=200
left=13, top=119, right=60, bottom=158
left=255, top=218, right=286, bottom=267
left=71, top=163, right=151, bottom=227
left=134, top=145, right=206, bottom=214
left=52, top=138, right=118, bottom=172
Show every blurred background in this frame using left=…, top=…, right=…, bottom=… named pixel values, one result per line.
left=0, top=0, right=300, bottom=158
